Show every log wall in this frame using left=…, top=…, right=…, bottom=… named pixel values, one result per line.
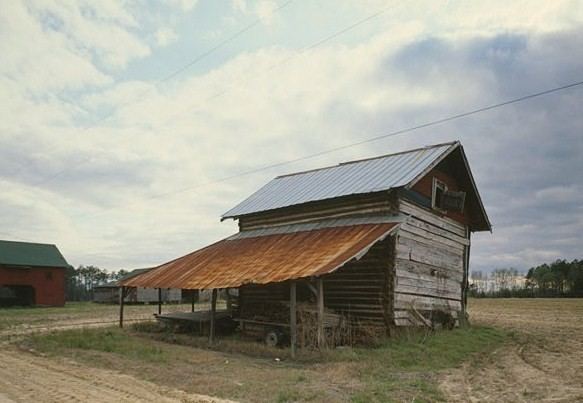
left=237, top=236, right=395, bottom=335
left=322, top=236, right=393, bottom=328
left=238, top=192, right=397, bottom=230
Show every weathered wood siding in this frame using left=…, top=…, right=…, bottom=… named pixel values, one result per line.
left=238, top=192, right=397, bottom=231
left=238, top=236, right=395, bottom=333
left=323, top=236, right=393, bottom=328
left=393, top=200, right=468, bottom=326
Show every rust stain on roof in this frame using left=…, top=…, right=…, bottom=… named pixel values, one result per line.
left=122, top=223, right=398, bottom=290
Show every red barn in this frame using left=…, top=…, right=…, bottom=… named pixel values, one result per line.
left=0, top=240, right=70, bottom=307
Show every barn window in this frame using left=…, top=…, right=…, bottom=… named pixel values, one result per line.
left=432, top=178, right=447, bottom=210
left=45, top=272, right=53, bottom=281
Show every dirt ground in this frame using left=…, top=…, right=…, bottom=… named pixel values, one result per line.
left=0, top=303, right=232, bottom=403
left=440, top=298, right=583, bottom=402
left=0, top=348, right=233, bottom=403
left=1, top=299, right=582, bottom=402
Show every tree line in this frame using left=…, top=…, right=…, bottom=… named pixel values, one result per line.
left=470, top=259, right=583, bottom=298
left=65, top=265, right=129, bottom=301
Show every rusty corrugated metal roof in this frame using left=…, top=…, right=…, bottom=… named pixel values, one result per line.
left=222, top=142, right=457, bottom=219
left=122, top=223, right=398, bottom=290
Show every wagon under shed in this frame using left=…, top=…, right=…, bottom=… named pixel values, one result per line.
left=121, top=141, right=490, bottom=353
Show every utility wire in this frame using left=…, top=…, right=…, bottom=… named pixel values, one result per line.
left=29, top=0, right=295, bottom=187
left=30, top=2, right=386, bottom=188
left=9, top=81, right=582, bottom=253
left=93, top=79, right=583, bottom=215
left=156, top=0, right=294, bottom=84
left=165, top=6, right=391, bottom=120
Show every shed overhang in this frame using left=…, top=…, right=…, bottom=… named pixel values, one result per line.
left=121, top=223, right=399, bottom=290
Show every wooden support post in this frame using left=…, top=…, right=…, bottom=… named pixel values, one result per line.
left=119, top=286, right=125, bottom=328
left=317, top=277, right=325, bottom=349
left=209, top=289, right=217, bottom=344
left=158, top=288, right=162, bottom=315
left=461, top=231, right=472, bottom=322
left=290, top=281, right=297, bottom=358
left=191, top=291, right=195, bottom=312
left=226, top=289, right=232, bottom=311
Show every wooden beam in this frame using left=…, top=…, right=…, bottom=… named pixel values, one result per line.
left=191, top=291, right=195, bottom=312
left=317, top=278, right=325, bottom=349
left=119, top=286, right=125, bottom=328
left=303, top=279, right=318, bottom=297
left=209, top=289, right=218, bottom=344
left=461, top=231, right=471, bottom=320
left=158, top=288, right=162, bottom=315
left=290, top=281, right=297, bottom=359
left=226, top=288, right=232, bottom=311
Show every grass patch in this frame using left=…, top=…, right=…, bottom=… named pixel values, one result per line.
left=343, top=326, right=511, bottom=402
left=26, top=327, right=169, bottom=363
left=24, top=324, right=510, bottom=402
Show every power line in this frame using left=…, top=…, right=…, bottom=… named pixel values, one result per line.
left=32, top=3, right=386, bottom=188
left=28, top=0, right=295, bottom=187
left=94, top=79, right=583, bottom=214
left=157, top=0, right=295, bottom=84
left=165, top=6, right=391, bottom=120
left=18, top=79, right=582, bottom=258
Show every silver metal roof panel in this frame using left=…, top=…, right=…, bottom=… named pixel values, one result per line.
left=223, top=142, right=458, bottom=218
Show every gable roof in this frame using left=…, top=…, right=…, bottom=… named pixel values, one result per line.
left=223, top=141, right=491, bottom=232
left=0, top=240, right=70, bottom=268
left=223, top=142, right=456, bottom=219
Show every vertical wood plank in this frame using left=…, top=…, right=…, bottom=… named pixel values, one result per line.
left=119, top=286, right=125, bottom=328
left=317, top=278, right=325, bottom=349
left=226, top=288, right=232, bottom=311
left=158, top=288, right=162, bottom=315
left=290, top=281, right=297, bottom=358
left=191, top=291, right=195, bottom=312
left=209, top=288, right=218, bottom=344
left=462, top=231, right=471, bottom=319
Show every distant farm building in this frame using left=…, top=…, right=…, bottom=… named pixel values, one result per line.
left=94, top=268, right=181, bottom=304
left=122, top=141, right=490, bottom=348
left=0, top=240, right=70, bottom=306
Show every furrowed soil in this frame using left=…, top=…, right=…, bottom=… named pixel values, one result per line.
left=440, top=298, right=583, bottom=402
left=1, top=299, right=582, bottom=402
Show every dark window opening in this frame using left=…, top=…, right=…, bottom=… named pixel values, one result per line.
left=432, top=178, right=447, bottom=210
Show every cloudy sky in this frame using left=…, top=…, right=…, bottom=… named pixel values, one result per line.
left=1, top=0, right=582, bottom=273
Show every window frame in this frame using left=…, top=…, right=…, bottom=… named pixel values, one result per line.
left=431, top=177, right=448, bottom=211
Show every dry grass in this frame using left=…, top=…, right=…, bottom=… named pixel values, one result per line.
left=10, top=298, right=583, bottom=402
left=439, top=298, right=583, bottom=402
left=23, top=321, right=509, bottom=402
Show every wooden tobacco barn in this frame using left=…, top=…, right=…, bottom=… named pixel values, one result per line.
left=122, top=141, right=490, bottom=352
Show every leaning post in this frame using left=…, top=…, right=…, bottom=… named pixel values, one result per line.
left=317, top=277, right=325, bottom=349
left=209, top=289, right=218, bottom=344
left=157, top=288, right=162, bottom=315
left=119, top=286, right=125, bottom=328
left=290, top=281, right=297, bottom=358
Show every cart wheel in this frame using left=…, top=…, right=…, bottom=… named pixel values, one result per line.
left=264, top=329, right=281, bottom=347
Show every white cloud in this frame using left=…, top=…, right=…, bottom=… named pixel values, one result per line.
left=231, top=0, right=281, bottom=26
left=155, top=27, right=179, bottom=46
left=255, top=1, right=278, bottom=26
left=1, top=0, right=583, bottom=271
left=169, top=0, right=199, bottom=11
left=231, top=0, right=247, bottom=14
